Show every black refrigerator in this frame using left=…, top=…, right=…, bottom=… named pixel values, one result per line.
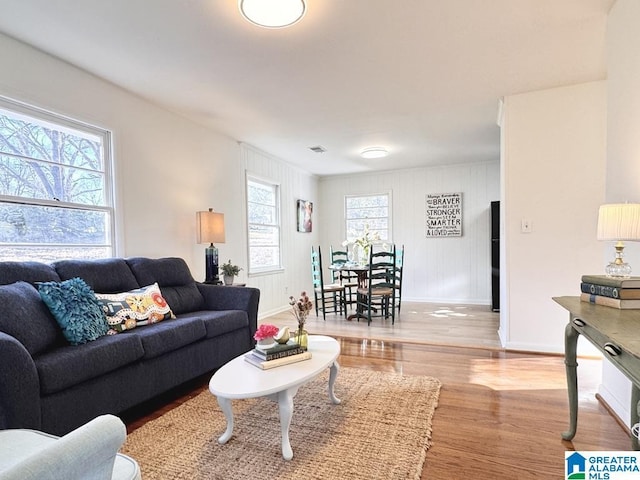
left=491, top=201, right=500, bottom=312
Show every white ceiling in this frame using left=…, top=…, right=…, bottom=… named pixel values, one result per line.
left=0, top=0, right=615, bottom=176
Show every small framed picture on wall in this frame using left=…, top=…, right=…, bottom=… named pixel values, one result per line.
left=297, top=199, right=313, bottom=233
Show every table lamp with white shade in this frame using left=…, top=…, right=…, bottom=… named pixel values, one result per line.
left=196, top=208, right=225, bottom=284
left=597, top=203, right=640, bottom=277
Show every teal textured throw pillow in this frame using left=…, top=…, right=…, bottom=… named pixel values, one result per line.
left=38, top=277, right=109, bottom=345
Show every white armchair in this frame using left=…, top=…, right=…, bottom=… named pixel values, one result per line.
left=0, top=414, right=140, bottom=480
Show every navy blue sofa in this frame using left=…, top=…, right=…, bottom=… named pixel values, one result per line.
left=0, top=257, right=259, bottom=435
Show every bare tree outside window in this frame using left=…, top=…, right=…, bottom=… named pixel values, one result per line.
left=246, top=176, right=281, bottom=273
left=0, top=98, right=114, bottom=262
left=345, top=193, right=391, bottom=242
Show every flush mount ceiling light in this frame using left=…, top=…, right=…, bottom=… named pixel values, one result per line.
left=360, top=147, right=389, bottom=159
left=239, top=0, right=306, bottom=28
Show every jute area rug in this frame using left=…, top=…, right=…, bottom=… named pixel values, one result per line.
left=122, top=367, right=441, bottom=480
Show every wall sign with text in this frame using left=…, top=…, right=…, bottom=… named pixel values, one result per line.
left=426, top=192, right=462, bottom=237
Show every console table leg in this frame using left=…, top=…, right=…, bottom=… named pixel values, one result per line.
left=328, top=361, right=342, bottom=405
left=631, top=385, right=640, bottom=450
left=562, top=322, right=579, bottom=441
left=216, top=396, right=234, bottom=444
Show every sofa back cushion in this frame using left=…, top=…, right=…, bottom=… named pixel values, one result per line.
left=125, top=257, right=205, bottom=314
left=0, top=261, right=60, bottom=286
left=0, top=281, right=64, bottom=355
left=53, top=258, right=140, bottom=293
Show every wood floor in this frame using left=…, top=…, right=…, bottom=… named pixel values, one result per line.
left=125, top=301, right=632, bottom=479
left=272, top=300, right=503, bottom=349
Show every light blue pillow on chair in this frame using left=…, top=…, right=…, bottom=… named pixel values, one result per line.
left=38, top=277, right=109, bottom=345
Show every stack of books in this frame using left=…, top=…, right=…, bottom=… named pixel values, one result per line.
left=580, top=274, right=640, bottom=309
left=244, top=342, right=311, bottom=370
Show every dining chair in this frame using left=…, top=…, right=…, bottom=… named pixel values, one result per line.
left=356, top=245, right=396, bottom=325
left=394, top=244, right=404, bottom=312
left=311, top=246, right=346, bottom=320
left=329, top=246, right=358, bottom=308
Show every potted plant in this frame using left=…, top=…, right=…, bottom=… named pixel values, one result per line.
left=220, top=259, right=242, bottom=285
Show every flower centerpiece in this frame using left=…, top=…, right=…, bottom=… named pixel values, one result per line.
left=342, top=223, right=381, bottom=265
left=254, top=323, right=280, bottom=349
left=289, top=291, right=313, bottom=350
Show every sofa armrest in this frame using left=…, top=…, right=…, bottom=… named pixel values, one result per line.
left=196, top=284, right=260, bottom=338
left=0, top=333, right=41, bottom=430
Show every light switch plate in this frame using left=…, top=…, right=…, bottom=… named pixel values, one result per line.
left=521, top=219, right=532, bottom=233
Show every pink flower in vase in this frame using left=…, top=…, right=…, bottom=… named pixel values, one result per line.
left=254, top=324, right=280, bottom=342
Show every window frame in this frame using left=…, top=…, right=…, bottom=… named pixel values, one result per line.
left=0, top=95, right=115, bottom=262
left=246, top=173, right=283, bottom=275
left=344, top=191, right=392, bottom=244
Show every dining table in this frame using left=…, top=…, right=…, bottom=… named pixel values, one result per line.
left=328, top=262, right=369, bottom=321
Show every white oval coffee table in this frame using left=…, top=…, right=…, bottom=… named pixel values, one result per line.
left=208, top=335, right=340, bottom=460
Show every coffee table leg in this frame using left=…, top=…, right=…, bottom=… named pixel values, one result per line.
left=216, top=396, right=234, bottom=444
left=328, top=361, right=341, bottom=404
left=277, top=388, right=297, bottom=460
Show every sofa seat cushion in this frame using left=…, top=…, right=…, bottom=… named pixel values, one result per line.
left=132, top=317, right=207, bottom=359
left=182, top=310, right=249, bottom=338
left=35, top=334, right=144, bottom=395
left=0, top=281, right=64, bottom=355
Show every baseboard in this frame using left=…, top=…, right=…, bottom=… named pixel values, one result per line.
left=595, top=392, right=631, bottom=436
left=597, top=382, right=631, bottom=427
left=258, top=305, right=289, bottom=320
left=503, top=340, right=565, bottom=354
left=497, top=327, right=507, bottom=348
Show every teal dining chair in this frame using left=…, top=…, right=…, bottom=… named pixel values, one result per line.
left=329, top=246, right=358, bottom=309
left=356, top=245, right=396, bottom=325
left=394, top=244, right=404, bottom=313
left=311, top=246, right=346, bottom=320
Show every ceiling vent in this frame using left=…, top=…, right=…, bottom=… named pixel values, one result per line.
left=309, top=145, right=327, bottom=153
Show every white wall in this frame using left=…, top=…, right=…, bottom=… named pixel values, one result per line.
left=0, top=32, right=238, bottom=273
left=241, top=144, right=319, bottom=316
left=0, top=32, right=317, bottom=318
left=597, top=0, right=640, bottom=426
left=501, top=81, right=607, bottom=353
left=606, top=0, right=640, bottom=240
left=319, top=161, right=500, bottom=304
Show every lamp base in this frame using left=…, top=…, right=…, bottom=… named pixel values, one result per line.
left=204, top=243, right=221, bottom=284
left=605, top=261, right=632, bottom=278
left=605, top=241, right=633, bottom=278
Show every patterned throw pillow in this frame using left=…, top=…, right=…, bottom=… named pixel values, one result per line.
left=95, top=283, right=175, bottom=333
left=38, top=277, right=109, bottom=345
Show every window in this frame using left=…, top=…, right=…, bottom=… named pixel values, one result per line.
left=345, top=192, right=391, bottom=242
left=0, top=97, right=114, bottom=262
left=246, top=175, right=281, bottom=273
